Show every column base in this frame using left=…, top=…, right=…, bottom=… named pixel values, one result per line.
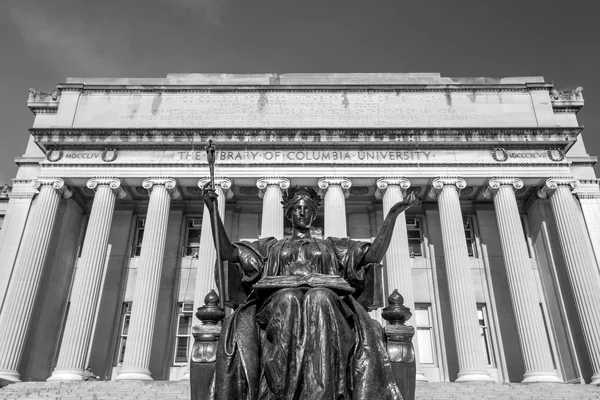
left=114, top=367, right=153, bottom=381
left=47, top=368, right=83, bottom=381
left=590, top=373, right=600, bottom=386
left=522, top=371, right=562, bottom=383
left=181, top=368, right=190, bottom=381
left=455, top=370, right=494, bottom=382
left=0, top=370, right=21, bottom=382
left=416, top=370, right=428, bottom=381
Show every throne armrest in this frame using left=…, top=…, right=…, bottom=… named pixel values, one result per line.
left=190, top=291, right=225, bottom=400
left=382, top=290, right=416, bottom=400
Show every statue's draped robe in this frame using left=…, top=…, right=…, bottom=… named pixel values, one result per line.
left=212, top=237, right=403, bottom=400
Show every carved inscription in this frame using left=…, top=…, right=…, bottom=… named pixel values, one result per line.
left=176, top=150, right=433, bottom=162
left=47, top=148, right=565, bottom=166
left=74, top=92, right=537, bottom=128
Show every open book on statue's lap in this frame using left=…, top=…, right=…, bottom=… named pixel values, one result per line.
left=253, top=273, right=355, bottom=295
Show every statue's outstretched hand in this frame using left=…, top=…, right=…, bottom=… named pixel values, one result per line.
left=202, top=186, right=219, bottom=209
left=389, top=191, right=419, bottom=215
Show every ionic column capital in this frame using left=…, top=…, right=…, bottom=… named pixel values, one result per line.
left=537, top=177, right=580, bottom=199
left=483, top=177, right=523, bottom=198
left=86, top=177, right=126, bottom=199
left=32, top=177, right=72, bottom=199
left=574, top=179, right=600, bottom=200
left=256, top=177, right=290, bottom=199
left=318, top=177, right=352, bottom=198
left=375, top=177, right=411, bottom=199
left=429, top=177, right=466, bottom=198
left=198, top=177, right=233, bottom=199
left=142, top=177, right=180, bottom=199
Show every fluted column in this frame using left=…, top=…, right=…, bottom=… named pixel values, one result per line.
left=0, top=178, right=72, bottom=382
left=318, top=177, right=351, bottom=238
left=430, top=177, right=492, bottom=382
left=538, top=178, right=600, bottom=385
left=49, top=178, right=126, bottom=381
left=485, top=178, right=560, bottom=383
left=575, top=180, right=600, bottom=273
left=257, top=177, right=290, bottom=239
left=376, top=177, right=426, bottom=381
left=193, top=178, right=233, bottom=324
left=116, top=178, right=179, bottom=381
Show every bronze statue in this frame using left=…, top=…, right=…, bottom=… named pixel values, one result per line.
left=200, top=184, right=418, bottom=399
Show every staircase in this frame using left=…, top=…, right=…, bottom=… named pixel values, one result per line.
left=0, top=381, right=598, bottom=399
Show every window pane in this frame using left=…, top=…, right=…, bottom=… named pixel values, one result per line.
left=175, top=338, right=189, bottom=363
left=417, top=329, right=434, bottom=364
left=415, top=309, right=430, bottom=326
left=178, top=316, right=192, bottom=335
left=118, top=338, right=127, bottom=364
left=122, top=316, right=130, bottom=335
left=407, top=231, right=420, bottom=239
left=185, top=246, right=200, bottom=256
left=187, top=229, right=201, bottom=245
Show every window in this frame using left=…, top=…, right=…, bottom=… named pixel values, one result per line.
left=185, top=218, right=202, bottom=257
left=415, top=304, right=435, bottom=364
left=477, top=304, right=494, bottom=366
left=0, top=215, right=4, bottom=232
left=116, top=302, right=132, bottom=365
left=406, top=217, right=423, bottom=257
left=133, top=219, right=145, bottom=257
left=174, top=303, right=194, bottom=364
left=464, top=216, right=477, bottom=258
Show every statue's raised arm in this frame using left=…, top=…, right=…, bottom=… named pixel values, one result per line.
left=202, top=188, right=239, bottom=264
left=364, top=191, right=419, bottom=264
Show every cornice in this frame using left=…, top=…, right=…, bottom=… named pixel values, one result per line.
left=61, top=85, right=549, bottom=94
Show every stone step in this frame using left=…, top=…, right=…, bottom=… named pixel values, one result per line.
left=0, top=381, right=598, bottom=400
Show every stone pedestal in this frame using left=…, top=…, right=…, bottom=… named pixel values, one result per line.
left=485, top=178, right=560, bottom=383
left=318, top=177, right=351, bottom=238
left=430, top=177, right=492, bottom=382
left=539, top=178, right=600, bottom=385
left=257, top=177, right=290, bottom=239
left=49, top=178, right=125, bottom=381
left=116, top=178, right=179, bottom=381
left=0, top=178, right=72, bottom=382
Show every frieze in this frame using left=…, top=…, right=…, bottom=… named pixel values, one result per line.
left=40, top=148, right=569, bottom=168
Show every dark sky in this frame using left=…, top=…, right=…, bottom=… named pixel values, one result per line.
left=1, top=0, right=599, bottom=184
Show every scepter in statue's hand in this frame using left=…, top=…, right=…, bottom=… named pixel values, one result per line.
left=204, top=139, right=228, bottom=309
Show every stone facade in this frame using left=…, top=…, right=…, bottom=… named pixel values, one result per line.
left=0, top=73, right=598, bottom=385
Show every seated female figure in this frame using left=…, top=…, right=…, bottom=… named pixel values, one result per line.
left=203, top=186, right=417, bottom=400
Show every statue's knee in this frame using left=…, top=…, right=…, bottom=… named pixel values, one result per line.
left=304, top=287, right=336, bottom=307
left=274, top=288, right=303, bottom=308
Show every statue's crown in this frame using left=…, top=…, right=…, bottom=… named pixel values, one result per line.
left=281, top=186, right=322, bottom=209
